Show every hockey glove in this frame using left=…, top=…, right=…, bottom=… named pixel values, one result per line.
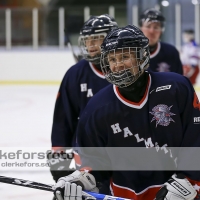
left=53, top=170, right=98, bottom=200
left=47, top=150, right=75, bottom=182
left=155, top=174, right=197, bottom=200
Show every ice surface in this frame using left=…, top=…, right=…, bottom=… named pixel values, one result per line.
left=0, top=85, right=58, bottom=200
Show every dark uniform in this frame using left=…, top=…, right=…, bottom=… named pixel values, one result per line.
left=51, top=59, right=109, bottom=147
left=76, top=71, right=200, bottom=200
left=149, top=42, right=183, bottom=74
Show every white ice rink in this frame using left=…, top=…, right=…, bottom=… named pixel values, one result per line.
left=0, top=50, right=75, bottom=200
left=0, top=83, right=200, bottom=200
left=0, top=85, right=59, bottom=200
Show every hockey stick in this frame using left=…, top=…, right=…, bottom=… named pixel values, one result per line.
left=66, top=35, right=83, bottom=63
left=67, top=41, right=80, bottom=63
left=0, top=175, right=131, bottom=200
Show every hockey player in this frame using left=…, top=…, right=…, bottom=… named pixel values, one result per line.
left=53, top=25, right=200, bottom=200
left=140, top=8, right=183, bottom=75
left=49, top=14, right=118, bottom=183
left=181, top=29, right=200, bottom=85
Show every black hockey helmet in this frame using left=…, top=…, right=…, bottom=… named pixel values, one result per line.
left=80, top=14, right=118, bottom=36
left=78, top=14, right=118, bottom=64
left=100, top=25, right=150, bottom=88
left=139, top=8, right=165, bottom=30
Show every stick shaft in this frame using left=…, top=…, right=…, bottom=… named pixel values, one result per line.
left=66, top=34, right=82, bottom=63
left=0, top=175, right=53, bottom=192
left=67, top=41, right=79, bottom=63
left=0, top=176, right=131, bottom=200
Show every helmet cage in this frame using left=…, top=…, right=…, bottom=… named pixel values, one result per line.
left=78, top=14, right=118, bottom=64
left=78, top=33, right=107, bottom=65
left=101, top=46, right=149, bottom=88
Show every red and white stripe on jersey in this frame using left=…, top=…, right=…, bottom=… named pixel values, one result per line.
left=114, top=73, right=151, bottom=109
left=110, top=180, right=162, bottom=200
left=150, top=42, right=161, bottom=59
left=187, top=177, right=200, bottom=195
left=89, top=62, right=105, bottom=78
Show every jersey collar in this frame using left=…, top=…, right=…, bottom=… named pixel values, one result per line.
left=89, top=62, right=105, bottom=79
left=150, top=42, right=161, bottom=59
left=113, top=74, right=151, bottom=109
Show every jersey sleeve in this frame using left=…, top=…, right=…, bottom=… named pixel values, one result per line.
left=176, top=77, right=200, bottom=146
left=51, top=70, right=79, bottom=148
left=176, top=77, right=200, bottom=192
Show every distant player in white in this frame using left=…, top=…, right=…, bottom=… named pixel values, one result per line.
left=180, top=29, right=200, bottom=85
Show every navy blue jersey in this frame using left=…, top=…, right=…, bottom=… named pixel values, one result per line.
left=51, top=59, right=110, bottom=147
left=148, top=42, right=183, bottom=75
left=75, top=71, right=200, bottom=200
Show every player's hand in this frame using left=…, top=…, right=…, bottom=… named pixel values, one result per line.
left=155, top=174, right=197, bottom=200
left=47, top=150, right=75, bottom=182
left=53, top=170, right=98, bottom=200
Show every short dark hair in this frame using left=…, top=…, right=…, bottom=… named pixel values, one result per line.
left=183, top=29, right=194, bottom=34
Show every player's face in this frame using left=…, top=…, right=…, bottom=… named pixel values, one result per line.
left=140, top=22, right=162, bottom=46
left=107, top=48, right=138, bottom=75
left=84, top=35, right=105, bottom=57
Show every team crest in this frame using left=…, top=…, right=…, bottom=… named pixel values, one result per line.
left=157, top=62, right=170, bottom=72
left=150, top=104, right=176, bottom=127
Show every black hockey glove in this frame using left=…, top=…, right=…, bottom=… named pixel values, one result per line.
left=155, top=174, right=197, bottom=200
left=47, top=150, right=75, bottom=182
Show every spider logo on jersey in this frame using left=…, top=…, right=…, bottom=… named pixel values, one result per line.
left=150, top=104, right=176, bottom=127
left=156, top=62, right=170, bottom=72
